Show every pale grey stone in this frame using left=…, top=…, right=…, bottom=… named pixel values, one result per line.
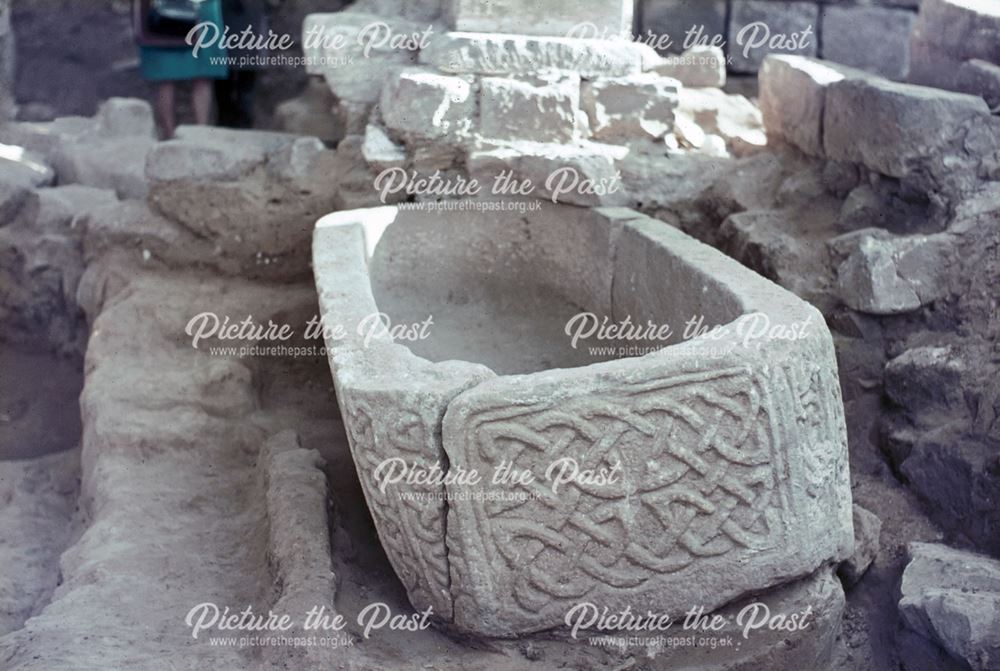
left=419, top=31, right=649, bottom=77
left=380, top=67, right=476, bottom=142
left=729, top=1, right=819, bottom=73
left=303, top=12, right=421, bottom=104
left=838, top=504, right=881, bottom=587
left=833, top=229, right=953, bottom=314
left=274, top=78, right=341, bottom=144
left=444, top=0, right=632, bottom=38
left=900, top=542, right=1000, bottom=671
left=823, top=76, right=991, bottom=192
left=650, top=45, right=726, bottom=88
left=480, top=72, right=579, bottom=143
left=678, top=87, right=766, bottom=155
left=580, top=73, right=678, bottom=142
left=313, top=203, right=853, bottom=636
left=93, top=97, right=156, bottom=139
left=362, top=123, right=407, bottom=171
left=957, top=58, right=1000, bottom=110
left=758, top=55, right=864, bottom=157
left=467, top=140, right=629, bottom=207
left=820, top=5, right=915, bottom=80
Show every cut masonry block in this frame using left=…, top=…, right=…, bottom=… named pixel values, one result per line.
left=479, top=72, right=579, bottom=143
left=418, top=31, right=652, bottom=78
left=313, top=203, right=853, bottom=636
left=820, top=5, right=915, bottom=81
left=443, top=0, right=632, bottom=38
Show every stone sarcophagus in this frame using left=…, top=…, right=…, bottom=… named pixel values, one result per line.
left=312, top=203, right=853, bottom=637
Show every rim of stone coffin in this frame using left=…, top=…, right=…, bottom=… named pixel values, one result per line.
left=312, top=203, right=853, bottom=637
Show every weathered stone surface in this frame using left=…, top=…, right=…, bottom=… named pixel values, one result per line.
left=93, top=97, right=156, bottom=139
left=718, top=206, right=837, bottom=306
left=908, top=35, right=967, bottom=91
left=580, top=73, right=677, bottom=142
left=467, top=140, right=629, bottom=207
left=145, top=126, right=340, bottom=280
left=641, top=0, right=727, bottom=55
left=39, top=98, right=157, bottom=199
left=883, top=342, right=1000, bottom=556
left=379, top=67, right=475, bottom=143
left=677, top=87, right=765, bottom=155
left=838, top=504, right=881, bottom=588
left=729, top=1, right=819, bottom=73
left=823, top=76, right=993, bottom=195
left=362, top=123, right=407, bottom=171
left=0, top=449, right=79, bottom=636
left=274, top=77, right=341, bottom=144
left=758, top=55, right=862, bottom=157
left=912, top=0, right=1000, bottom=64
left=303, top=12, right=421, bottom=104
left=444, top=0, right=632, bottom=38
left=314, top=203, right=852, bottom=636
left=833, top=229, right=953, bottom=314
left=820, top=5, right=915, bottom=80
left=0, top=151, right=53, bottom=223
left=480, top=72, right=579, bottom=143
left=899, top=542, right=1000, bottom=671
left=0, top=268, right=337, bottom=670
left=419, top=31, right=649, bottom=77
left=957, top=58, right=1000, bottom=110
left=650, top=45, right=726, bottom=88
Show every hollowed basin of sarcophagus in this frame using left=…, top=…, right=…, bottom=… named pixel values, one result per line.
left=312, top=202, right=853, bottom=637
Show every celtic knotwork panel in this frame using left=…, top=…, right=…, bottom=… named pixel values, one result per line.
left=343, top=398, right=453, bottom=619
left=453, top=366, right=788, bottom=622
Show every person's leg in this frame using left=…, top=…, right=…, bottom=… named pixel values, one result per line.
left=233, top=70, right=257, bottom=129
left=214, top=74, right=235, bottom=127
left=191, top=78, right=214, bottom=125
left=154, top=81, right=176, bottom=140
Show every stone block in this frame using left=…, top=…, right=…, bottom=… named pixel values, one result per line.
left=908, top=34, right=965, bottom=90
left=380, top=68, right=476, bottom=142
left=900, top=542, right=1000, bottom=671
left=833, top=229, right=953, bottom=314
left=820, top=5, right=915, bottom=80
left=729, top=1, right=819, bottom=73
left=957, top=58, right=1000, bottom=110
left=444, top=0, right=632, bottom=38
left=640, top=0, right=727, bottom=55
left=93, top=97, right=156, bottom=139
left=479, top=72, right=579, bottom=144
left=823, top=76, right=990, bottom=185
left=650, top=45, right=726, bottom=88
left=303, top=12, right=421, bottom=104
left=274, top=78, right=341, bottom=144
left=418, top=31, right=649, bottom=78
left=467, top=140, right=629, bottom=207
left=913, top=0, right=1000, bottom=64
left=838, top=504, right=881, bottom=587
left=314, top=203, right=853, bottom=636
left=146, top=127, right=340, bottom=279
left=580, top=73, right=678, bottom=142
left=758, top=55, right=844, bottom=156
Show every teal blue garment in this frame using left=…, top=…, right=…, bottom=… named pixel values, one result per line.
left=140, top=0, right=228, bottom=81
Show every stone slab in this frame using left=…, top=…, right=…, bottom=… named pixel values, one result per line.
left=443, top=0, right=632, bottom=38
left=419, top=31, right=649, bottom=77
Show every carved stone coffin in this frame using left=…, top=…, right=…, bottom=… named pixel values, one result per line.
left=312, top=203, right=853, bottom=636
